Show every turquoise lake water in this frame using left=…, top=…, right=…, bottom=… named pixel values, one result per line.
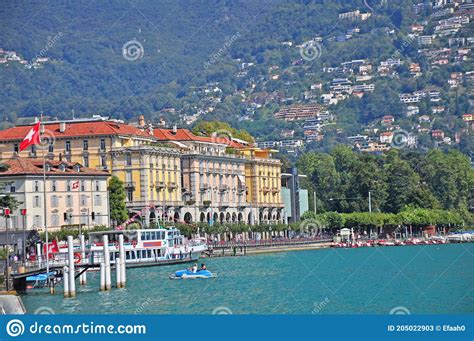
left=21, top=243, right=474, bottom=314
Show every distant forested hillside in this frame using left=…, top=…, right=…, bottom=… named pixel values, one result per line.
left=0, top=1, right=420, bottom=120
left=0, top=0, right=472, bottom=155
left=0, top=0, right=276, bottom=120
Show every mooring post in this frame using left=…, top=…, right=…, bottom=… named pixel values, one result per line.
left=49, top=279, right=55, bottom=295
left=100, top=262, right=105, bottom=291
left=36, top=243, right=42, bottom=269
left=79, top=234, right=87, bottom=285
left=118, top=234, right=126, bottom=287
left=115, top=257, right=122, bottom=288
left=103, top=235, right=111, bottom=290
left=63, top=266, right=69, bottom=298
left=67, top=235, right=76, bottom=297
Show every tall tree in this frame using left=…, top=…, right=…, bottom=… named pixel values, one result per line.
left=420, top=150, right=474, bottom=210
left=383, top=152, right=437, bottom=213
left=108, top=176, right=128, bottom=227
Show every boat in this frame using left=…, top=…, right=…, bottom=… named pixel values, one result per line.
left=25, top=271, right=57, bottom=289
left=87, top=227, right=208, bottom=269
left=169, top=269, right=217, bottom=279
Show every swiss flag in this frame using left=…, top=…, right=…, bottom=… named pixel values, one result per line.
left=71, top=180, right=80, bottom=191
left=19, top=121, right=41, bottom=152
left=43, top=239, right=59, bottom=257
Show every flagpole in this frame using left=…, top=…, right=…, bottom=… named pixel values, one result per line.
left=40, top=120, right=50, bottom=280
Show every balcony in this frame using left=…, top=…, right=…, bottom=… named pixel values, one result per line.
left=124, top=181, right=136, bottom=189
left=155, top=181, right=166, bottom=190
left=271, top=188, right=280, bottom=194
left=262, top=187, right=271, bottom=193
left=237, top=185, right=247, bottom=193
left=167, top=182, right=177, bottom=189
left=219, top=184, right=229, bottom=192
left=202, top=200, right=211, bottom=207
left=199, top=183, right=210, bottom=191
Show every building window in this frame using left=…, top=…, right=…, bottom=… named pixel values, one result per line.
left=80, top=214, right=88, bottom=225
left=100, top=155, right=106, bottom=168
left=126, top=171, right=132, bottom=183
left=66, top=180, right=71, bottom=191
left=51, top=214, right=59, bottom=227
left=51, top=195, right=59, bottom=207
left=83, top=139, right=88, bottom=150
left=83, top=156, right=89, bottom=167
left=9, top=183, right=15, bottom=193
left=127, top=189, right=133, bottom=202
left=66, top=195, right=73, bottom=207
left=13, top=144, right=19, bottom=153
left=80, top=195, right=87, bottom=206
left=126, top=154, right=132, bottom=166
left=65, top=140, right=71, bottom=153
left=11, top=216, right=18, bottom=230
left=33, top=215, right=41, bottom=228
left=31, top=145, right=36, bottom=155
left=48, top=142, right=54, bottom=153
left=51, top=180, right=57, bottom=192
left=95, top=213, right=102, bottom=224
left=100, top=139, right=106, bottom=151
left=94, top=195, right=102, bottom=206
left=34, top=181, right=40, bottom=192
left=33, top=196, right=41, bottom=208
left=95, top=181, right=100, bottom=191
left=80, top=180, right=86, bottom=191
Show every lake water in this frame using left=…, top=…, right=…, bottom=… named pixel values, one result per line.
left=22, top=243, right=474, bottom=314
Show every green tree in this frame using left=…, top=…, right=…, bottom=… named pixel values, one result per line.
left=192, top=121, right=254, bottom=143
left=420, top=150, right=474, bottom=210
left=383, top=152, right=433, bottom=213
left=108, top=176, right=128, bottom=227
left=0, top=163, right=19, bottom=212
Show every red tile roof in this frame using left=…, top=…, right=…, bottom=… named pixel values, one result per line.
left=0, top=157, right=109, bottom=177
left=153, top=128, right=245, bottom=148
left=0, top=120, right=154, bottom=142
left=0, top=120, right=247, bottom=149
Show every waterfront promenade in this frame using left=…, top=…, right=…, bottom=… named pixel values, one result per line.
left=205, top=238, right=333, bottom=257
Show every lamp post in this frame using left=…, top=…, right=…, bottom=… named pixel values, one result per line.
left=21, top=209, right=27, bottom=264
left=3, top=208, right=11, bottom=291
left=313, top=190, right=317, bottom=214
left=269, top=226, right=272, bottom=246
left=368, top=191, right=372, bottom=214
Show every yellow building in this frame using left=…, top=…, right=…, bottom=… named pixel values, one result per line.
left=239, top=148, right=284, bottom=224
left=0, top=117, right=285, bottom=226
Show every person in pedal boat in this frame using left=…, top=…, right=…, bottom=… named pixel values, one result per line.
left=200, top=263, right=207, bottom=270
left=192, top=263, right=198, bottom=273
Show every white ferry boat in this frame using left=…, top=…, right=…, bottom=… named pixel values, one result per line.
left=87, top=228, right=207, bottom=268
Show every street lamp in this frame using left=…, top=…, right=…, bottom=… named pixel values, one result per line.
left=2, top=207, right=11, bottom=290
left=21, top=209, right=27, bottom=264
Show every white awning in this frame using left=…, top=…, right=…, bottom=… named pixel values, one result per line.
left=169, top=141, right=188, bottom=148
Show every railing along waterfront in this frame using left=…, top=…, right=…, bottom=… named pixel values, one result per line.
left=209, top=237, right=333, bottom=249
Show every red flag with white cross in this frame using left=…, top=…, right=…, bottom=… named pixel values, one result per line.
left=71, top=180, right=80, bottom=191
left=19, top=121, right=41, bottom=152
